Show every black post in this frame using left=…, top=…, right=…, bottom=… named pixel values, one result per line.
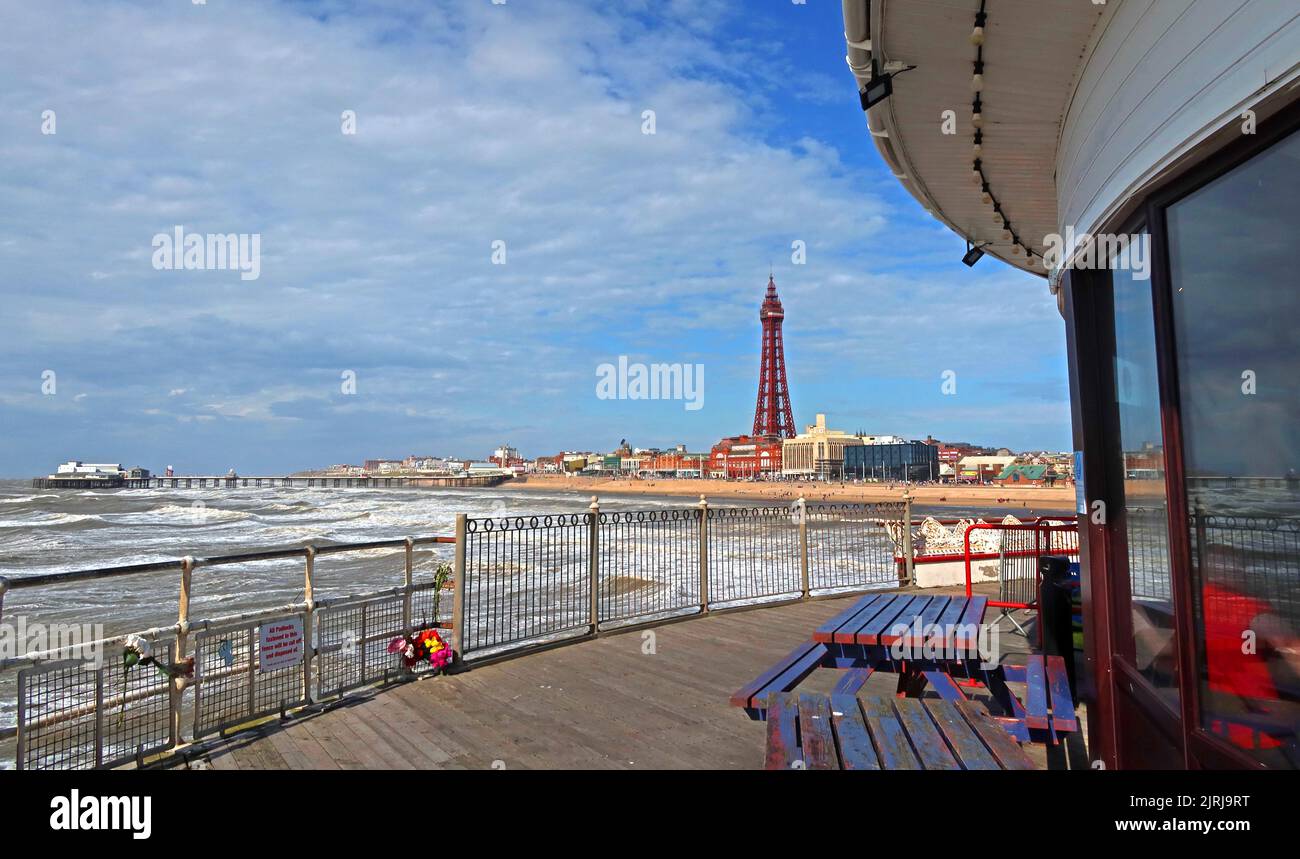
left=1038, top=554, right=1076, bottom=697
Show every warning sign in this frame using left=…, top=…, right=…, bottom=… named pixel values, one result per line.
left=258, top=618, right=304, bottom=672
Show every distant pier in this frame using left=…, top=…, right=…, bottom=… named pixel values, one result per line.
left=32, top=474, right=511, bottom=490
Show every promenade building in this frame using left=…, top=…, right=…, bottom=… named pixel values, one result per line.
left=956, top=455, right=1017, bottom=484
left=780, top=414, right=864, bottom=479
left=709, top=435, right=782, bottom=479
left=844, top=440, right=939, bottom=482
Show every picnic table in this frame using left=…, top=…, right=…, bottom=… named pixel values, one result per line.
left=730, top=593, right=990, bottom=717
left=764, top=691, right=1037, bottom=770
left=731, top=591, right=1080, bottom=754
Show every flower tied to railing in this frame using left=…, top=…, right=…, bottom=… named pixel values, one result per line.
left=388, top=628, right=453, bottom=672
left=123, top=634, right=194, bottom=681
left=121, top=634, right=194, bottom=725
left=430, top=561, right=451, bottom=620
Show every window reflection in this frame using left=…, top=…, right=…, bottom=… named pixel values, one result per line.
left=1167, top=128, right=1300, bottom=768
left=1111, top=239, right=1178, bottom=699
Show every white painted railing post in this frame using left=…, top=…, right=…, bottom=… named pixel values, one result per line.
left=172, top=556, right=194, bottom=747
left=902, top=491, right=915, bottom=586
left=698, top=495, right=710, bottom=613
left=302, top=546, right=316, bottom=704
left=588, top=496, right=600, bottom=636
left=798, top=497, right=810, bottom=599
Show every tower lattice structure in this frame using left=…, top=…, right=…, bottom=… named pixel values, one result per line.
left=752, top=275, right=796, bottom=439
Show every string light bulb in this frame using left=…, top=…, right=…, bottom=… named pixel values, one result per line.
left=971, top=60, right=984, bottom=93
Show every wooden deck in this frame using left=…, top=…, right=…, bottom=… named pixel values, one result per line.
left=171, top=589, right=1086, bottom=770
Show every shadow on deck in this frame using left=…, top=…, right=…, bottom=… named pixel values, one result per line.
left=168, top=586, right=1087, bottom=770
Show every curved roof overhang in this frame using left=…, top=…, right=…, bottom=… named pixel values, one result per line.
left=842, top=0, right=1106, bottom=282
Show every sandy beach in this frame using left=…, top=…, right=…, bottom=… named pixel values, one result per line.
left=502, top=474, right=1076, bottom=511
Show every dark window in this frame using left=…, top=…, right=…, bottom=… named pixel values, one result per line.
left=1166, top=128, right=1300, bottom=767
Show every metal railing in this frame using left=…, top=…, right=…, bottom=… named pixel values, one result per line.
left=1, top=536, right=455, bottom=770
left=2, top=495, right=910, bottom=769
left=455, top=497, right=909, bottom=658
left=962, top=520, right=1080, bottom=610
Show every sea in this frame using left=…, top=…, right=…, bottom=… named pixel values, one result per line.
left=0, top=478, right=1070, bottom=627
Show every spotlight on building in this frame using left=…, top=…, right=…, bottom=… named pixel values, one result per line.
left=859, top=60, right=894, bottom=111
left=962, top=241, right=986, bottom=267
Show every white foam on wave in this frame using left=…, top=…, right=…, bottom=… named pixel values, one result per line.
left=109, top=505, right=253, bottom=524
left=0, top=512, right=104, bottom=529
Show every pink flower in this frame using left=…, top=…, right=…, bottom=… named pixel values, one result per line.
left=387, top=637, right=406, bottom=654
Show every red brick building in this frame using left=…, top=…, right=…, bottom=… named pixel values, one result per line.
left=708, top=435, right=782, bottom=478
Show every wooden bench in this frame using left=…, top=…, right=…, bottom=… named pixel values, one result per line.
left=763, top=691, right=1037, bottom=770
left=728, top=639, right=829, bottom=715
left=999, top=654, right=1078, bottom=736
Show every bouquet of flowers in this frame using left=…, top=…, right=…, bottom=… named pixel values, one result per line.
left=121, top=634, right=195, bottom=725
left=388, top=628, right=453, bottom=672
left=123, top=634, right=195, bottom=681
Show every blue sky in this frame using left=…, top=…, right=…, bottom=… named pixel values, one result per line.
left=0, top=0, right=1069, bottom=476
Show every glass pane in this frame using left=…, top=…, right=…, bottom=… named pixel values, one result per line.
left=1167, top=128, right=1300, bottom=767
left=1111, top=236, right=1178, bottom=703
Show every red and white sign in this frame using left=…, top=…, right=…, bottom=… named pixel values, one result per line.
left=258, top=618, right=304, bottom=672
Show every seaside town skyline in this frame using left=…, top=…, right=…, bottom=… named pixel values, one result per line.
left=31, top=276, right=1077, bottom=485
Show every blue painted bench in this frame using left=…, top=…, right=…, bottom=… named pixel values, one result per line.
left=728, top=639, right=829, bottom=715
left=1000, top=654, right=1078, bottom=737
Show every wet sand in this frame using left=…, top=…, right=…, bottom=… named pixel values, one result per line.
left=502, top=474, right=1076, bottom=510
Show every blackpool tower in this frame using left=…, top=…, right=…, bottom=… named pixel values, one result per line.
left=752, top=275, right=796, bottom=439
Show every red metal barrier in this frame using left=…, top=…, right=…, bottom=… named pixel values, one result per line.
left=963, top=521, right=1079, bottom=610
